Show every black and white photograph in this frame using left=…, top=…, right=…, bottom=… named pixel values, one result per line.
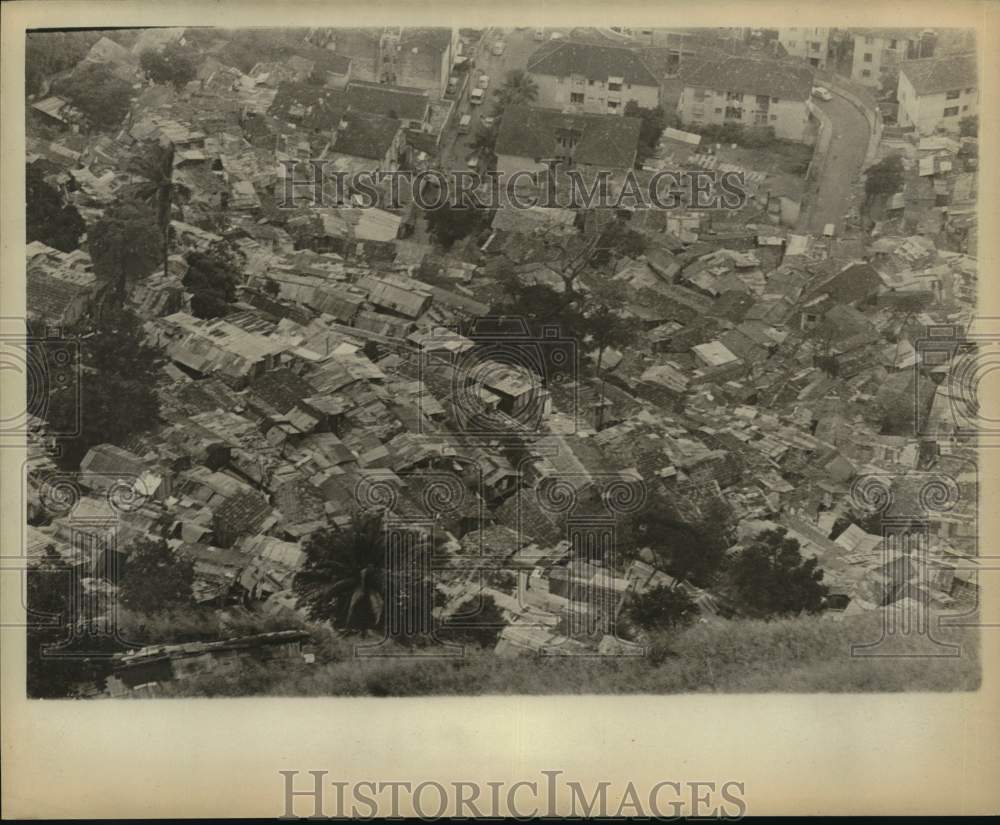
left=3, top=1, right=999, bottom=818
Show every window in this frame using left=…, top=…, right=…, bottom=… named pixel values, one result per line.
left=962, top=105, right=969, bottom=112
left=724, top=106, right=742, bottom=119
left=863, top=53, right=872, bottom=62
left=756, top=94, right=770, bottom=106
left=771, top=97, right=780, bottom=103
left=570, top=92, right=584, bottom=104
left=965, top=87, right=974, bottom=94
left=588, top=79, right=595, bottom=86
left=864, top=36, right=874, bottom=45
left=607, top=100, right=619, bottom=111
left=787, top=40, right=796, bottom=48
left=753, top=111, right=767, bottom=125
left=861, top=69, right=872, bottom=78
left=608, top=76, right=623, bottom=92
left=770, top=114, right=778, bottom=121
left=946, top=89, right=960, bottom=100
left=725, top=91, right=743, bottom=101
left=943, top=106, right=959, bottom=117
left=714, top=107, right=722, bottom=114
left=889, top=39, right=897, bottom=49
left=811, top=42, right=820, bottom=51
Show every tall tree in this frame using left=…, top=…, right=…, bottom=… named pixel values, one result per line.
left=44, top=308, right=161, bottom=468
left=138, top=43, right=197, bottom=88
left=26, top=163, right=85, bottom=252
left=54, top=62, right=133, bottom=131
left=425, top=202, right=488, bottom=250
left=126, top=140, right=189, bottom=279
left=89, top=202, right=162, bottom=310
left=294, top=513, right=436, bottom=639
left=726, top=528, right=828, bottom=618
left=184, top=243, right=243, bottom=319
left=494, top=68, right=539, bottom=113
left=626, top=583, right=697, bottom=631
left=863, top=154, right=904, bottom=206
left=118, top=539, right=195, bottom=613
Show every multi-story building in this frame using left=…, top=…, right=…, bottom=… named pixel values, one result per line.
left=777, top=27, right=830, bottom=68
left=526, top=40, right=661, bottom=116
left=850, top=28, right=931, bottom=88
left=897, top=53, right=978, bottom=135
left=676, top=55, right=815, bottom=142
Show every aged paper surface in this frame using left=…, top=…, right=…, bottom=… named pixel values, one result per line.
left=2, top=0, right=999, bottom=817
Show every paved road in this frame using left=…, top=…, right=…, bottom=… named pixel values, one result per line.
left=440, top=27, right=552, bottom=171
left=802, top=92, right=871, bottom=234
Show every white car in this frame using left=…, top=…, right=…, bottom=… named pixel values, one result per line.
left=812, top=86, right=832, bottom=101
left=534, top=28, right=546, bottom=41
left=469, top=87, right=485, bottom=105
left=478, top=74, right=490, bottom=90
left=549, top=31, right=564, bottom=40
left=466, top=154, right=480, bottom=169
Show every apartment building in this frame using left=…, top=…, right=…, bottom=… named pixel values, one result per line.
left=777, top=27, right=830, bottom=68
left=897, top=53, right=978, bottom=134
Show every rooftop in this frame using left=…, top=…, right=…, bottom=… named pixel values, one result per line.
left=495, top=105, right=641, bottom=170
left=680, top=54, right=814, bottom=101
left=900, top=53, right=977, bottom=96
left=528, top=40, right=660, bottom=87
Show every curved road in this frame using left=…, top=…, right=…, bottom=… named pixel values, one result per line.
left=801, top=92, right=871, bottom=234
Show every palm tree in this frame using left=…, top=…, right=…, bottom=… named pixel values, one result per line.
left=293, top=513, right=388, bottom=633
left=125, top=140, right=188, bottom=279
left=494, top=69, right=539, bottom=112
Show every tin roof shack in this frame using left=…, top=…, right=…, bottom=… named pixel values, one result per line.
left=80, top=444, right=171, bottom=502
left=106, top=630, right=311, bottom=697
left=173, top=541, right=246, bottom=604
left=148, top=312, right=289, bottom=387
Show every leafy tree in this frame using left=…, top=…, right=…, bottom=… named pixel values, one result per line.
left=440, top=595, right=506, bottom=648
left=864, top=154, right=904, bottom=204
left=138, top=43, right=197, bottom=88
left=184, top=244, right=242, bottom=319
left=118, top=539, right=194, bottom=613
left=294, top=513, right=436, bottom=639
left=959, top=115, right=978, bottom=138
left=493, top=68, right=538, bottom=113
left=26, top=163, right=85, bottom=252
left=624, top=101, right=669, bottom=166
left=623, top=497, right=729, bottom=586
left=727, top=528, right=828, bottom=618
left=25, top=30, right=101, bottom=97
left=627, top=583, right=697, bottom=631
left=89, top=202, right=162, bottom=308
left=44, top=308, right=161, bottom=468
left=425, top=202, right=488, bottom=250
left=470, top=122, right=499, bottom=167
left=589, top=215, right=646, bottom=272
left=55, top=62, right=133, bottom=131
left=126, top=141, right=189, bottom=278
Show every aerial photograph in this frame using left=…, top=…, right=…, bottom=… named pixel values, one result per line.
left=21, top=23, right=980, bottom=698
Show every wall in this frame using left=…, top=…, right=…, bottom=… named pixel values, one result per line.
left=533, top=72, right=660, bottom=115
left=778, top=27, right=830, bottom=68
left=898, top=78, right=978, bottom=135
left=677, top=87, right=811, bottom=142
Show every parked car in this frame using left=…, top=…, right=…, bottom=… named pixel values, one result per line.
left=466, top=154, right=480, bottom=169
left=492, top=40, right=505, bottom=56
left=549, top=31, right=564, bottom=40
left=823, top=222, right=836, bottom=237
left=447, top=75, right=459, bottom=93
left=458, top=114, right=472, bottom=134
left=534, top=28, right=546, bottom=41
left=478, top=74, right=490, bottom=90
left=470, top=87, right=485, bottom=105
left=812, top=86, right=832, bottom=101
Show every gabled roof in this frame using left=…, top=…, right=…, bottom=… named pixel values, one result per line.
left=900, top=53, right=977, bottom=96
left=528, top=40, right=659, bottom=87
left=680, top=54, right=814, bottom=100
left=496, top=105, right=641, bottom=170
left=346, top=80, right=429, bottom=122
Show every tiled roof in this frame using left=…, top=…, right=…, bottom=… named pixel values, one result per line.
left=332, top=111, right=401, bottom=161
left=528, top=40, right=660, bottom=87
left=495, top=105, right=641, bottom=170
left=346, top=80, right=429, bottom=122
left=26, top=270, right=91, bottom=323
left=901, top=53, right=977, bottom=96
left=680, top=55, right=814, bottom=100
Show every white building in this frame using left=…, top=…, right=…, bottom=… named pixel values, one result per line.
left=677, top=55, right=815, bottom=143
left=777, top=27, right=830, bottom=68
left=526, top=40, right=660, bottom=116
left=850, top=28, right=926, bottom=88
left=897, top=53, right=978, bottom=135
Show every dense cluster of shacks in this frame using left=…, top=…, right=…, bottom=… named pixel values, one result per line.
left=25, top=28, right=980, bottom=691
